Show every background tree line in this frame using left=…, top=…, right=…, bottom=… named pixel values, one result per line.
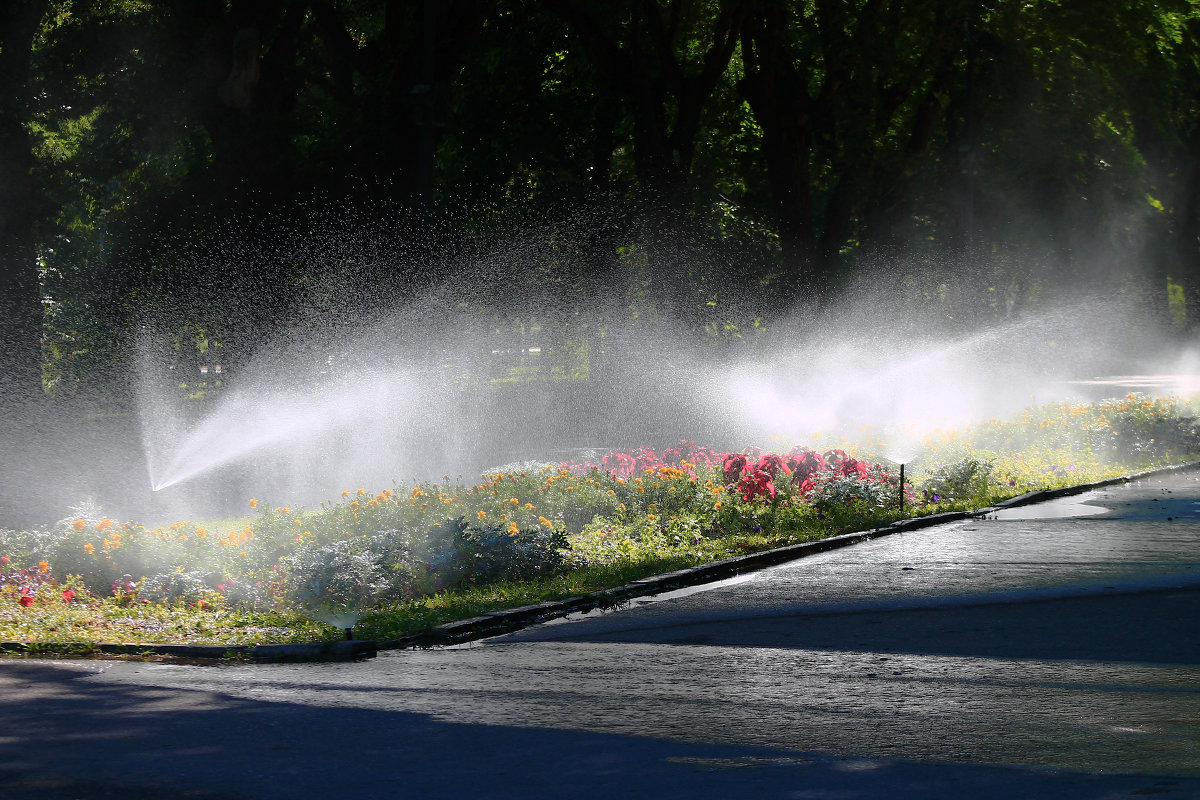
left=2, top=0, right=1200, bottom=413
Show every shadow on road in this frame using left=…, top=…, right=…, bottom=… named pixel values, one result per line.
left=3, top=659, right=1197, bottom=799
left=550, top=586, right=1200, bottom=665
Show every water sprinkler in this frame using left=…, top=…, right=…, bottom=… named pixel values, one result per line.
left=899, top=463, right=905, bottom=515
left=345, top=627, right=354, bottom=641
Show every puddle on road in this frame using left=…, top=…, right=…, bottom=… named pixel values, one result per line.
left=991, top=496, right=1110, bottom=520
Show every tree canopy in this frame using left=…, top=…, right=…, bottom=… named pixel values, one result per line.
left=3, top=0, right=1200, bottom=408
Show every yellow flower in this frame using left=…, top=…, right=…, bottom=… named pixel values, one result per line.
left=349, top=501, right=360, bottom=510
left=509, top=497, right=519, bottom=505
left=249, top=498, right=258, bottom=509
left=83, top=543, right=94, bottom=554
left=507, top=521, right=519, bottom=535
left=714, top=501, right=722, bottom=510
left=357, top=488, right=367, bottom=496
left=524, top=503, right=535, bottom=510
left=477, top=510, right=487, bottom=519
left=72, top=519, right=86, bottom=531
left=341, top=490, right=350, bottom=498
left=538, top=516, right=553, bottom=529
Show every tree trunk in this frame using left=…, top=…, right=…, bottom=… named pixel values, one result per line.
left=0, top=0, right=49, bottom=413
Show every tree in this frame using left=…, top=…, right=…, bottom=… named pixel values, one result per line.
left=738, top=0, right=967, bottom=302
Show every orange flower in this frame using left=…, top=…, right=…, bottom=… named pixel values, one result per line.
left=507, top=521, right=519, bottom=535
left=477, top=510, right=487, bottom=519
left=248, top=498, right=258, bottom=509
left=83, top=543, right=94, bottom=555
left=37, top=561, right=49, bottom=573
left=72, top=519, right=87, bottom=531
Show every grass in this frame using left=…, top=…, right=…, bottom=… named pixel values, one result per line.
left=2, top=392, right=1198, bottom=656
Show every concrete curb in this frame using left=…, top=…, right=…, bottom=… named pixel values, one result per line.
left=9, top=460, right=1199, bottom=662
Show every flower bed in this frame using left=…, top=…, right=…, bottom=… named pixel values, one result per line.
left=2, top=393, right=1198, bottom=650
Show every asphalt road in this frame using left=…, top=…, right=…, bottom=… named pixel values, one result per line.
left=2, top=472, right=1199, bottom=799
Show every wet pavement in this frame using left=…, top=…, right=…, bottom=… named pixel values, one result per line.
left=2, top=472, right=1199, bottom=798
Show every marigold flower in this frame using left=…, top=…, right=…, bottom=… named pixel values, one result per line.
left=538, top=516, right=553, bottom=529
left=507, top=521, right=519, bottom=535
left=356, top=488, right=367, bottom=496
left=94, top=518, right=113, bottom=531
left=477, top=510, right=487, bottom=519
left=341, top=490, right=350, bottom=498
left=37, top=561, right=49, bottom=573
left=509, top=497, right=519, bottom=505
left=249, top=498, right=258, bottom=509
left=83, top=543, right=94, bottom=554
left=72, top=519, right=87, bottom=531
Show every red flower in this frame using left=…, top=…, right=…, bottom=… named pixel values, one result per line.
left=786, top=447, right=826, bottom=482
left=61, top=589, right=75, bottom=602
left=738, top=469, right=776, bottom=502
left=18, top=595, right=33, bottom=607
left=755, top=454, right=791, bottom=478
left=839, top=458, right=869, bottom=479
left=722, top=454, right=748, bottom=485
left=0, top=555, right=8, bottom=565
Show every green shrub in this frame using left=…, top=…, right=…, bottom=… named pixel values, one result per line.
left=921, top=457, right=995, bottom=504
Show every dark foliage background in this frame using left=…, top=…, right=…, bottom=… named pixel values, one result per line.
left=2, top=0, right=1199, bottom=431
